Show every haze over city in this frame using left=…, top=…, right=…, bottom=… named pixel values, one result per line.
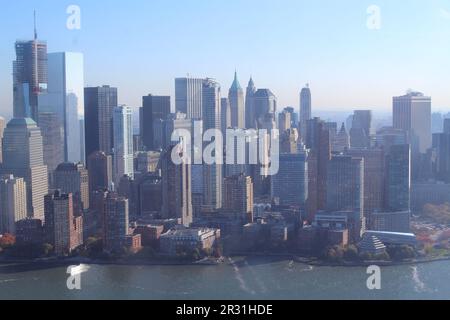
left=1, top=0, right=450, bottom=119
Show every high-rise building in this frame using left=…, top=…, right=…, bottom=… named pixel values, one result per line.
left=141, top=95, right=170, bottom=151
left=164, top=112, right=197, bottom=149
left=1, top=118, right=48, bottom=220
left=228, top=72, right=245, bottom=129
left=161, top=144, right=193, bottom=226
left=393, top=92, right=431, bottom=155
left=300, top=84, right=311, bottom=140
left=87, top=151, right=113, bottom=196
left=13, top=33, right=48, bottom=121
left=350, top=110, right=372, bottom=149
left=271, top=147, right=308, bottom=209
left=386, top=144, right=411, bottom=212
left=346, top=148, right=385, bottom=216
left=245, top=77, right=256, bottom=129
left=305, top=118, right=331, bottom=218
left=84, top=86, right=118, bottom=159
left=138, top=174, right=162, bottom=216
left=252, top=89, right=277, bottom=129
left=278, top=109, right=292, bottom=132
left=333, top=123, right=350, bottom=152
left=175, top=78, right=204, bottom=120
left=326, top=155, right=365, bottom=242
left=220, top=98, right=231, bottom=134
left=37, top=112, right=64, bottom=173
left=113, top=106, right=134, bottom=184
left=38, top=52, right=85, bottom=163
left=44, top=191, right=83, bottom=256
left=223, top=174, right=254, bottom=222
left=0, top=175, right=27, bottom=235
left=103, top=192, right=129, bottom=253
left=0, top=117, right=5, bottom=164
left=202, top=79, right=222, bottom=210
left=54, top=162, right=89, bottom=213
left=326, top=155, right=364, bottom=215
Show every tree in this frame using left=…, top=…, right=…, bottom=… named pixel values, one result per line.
left=344, top=245, right=359, bottom=261
left=0, top=234, right=16, bottom=249
left=41, top=243, right=54, bottom=256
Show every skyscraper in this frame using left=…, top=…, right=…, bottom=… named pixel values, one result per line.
left=0, top=117, right=6, bottom=164
left=38, top=112, right=64, bottom=173
left=141, top=95, right=170, bottom=151
left=223, top=174, right=254, bottom=222
left=0, top=175, right=27, bottom=235
left=54, top=162, right=89, bottom=214
left=103, top=192, right=132, bottom=253
left=87, top=151, right=113, bottom=196
left=161, top=144, right=193, bottom=227
left=245, top=77, right=256, bottom=129
left=271, top=147, right=308, bottom=209
left=300, top=84, right=311, bottom=140
left=228, top=72, right=245, bottom=129
left=386, top=144, right=411, bottom=212
left=1, top=118, right=48, bottom=220
left=333, top=123, right=350, bottom=152
left=13, top=29, right=48, bottom=121
left=393, top=92, right=431, bottom=155
left=350, top=110, right=372, bottom=149
left=38, top=52, right=85, bottom=163
left=202, top=79, right=222, bottom=210
left=252, top=89, right=277, bottom=129
left=220, top=98, right=231, bottom=134
left=305, top=118, right=331, bottom=218
left=44, top=191, right=83, bottom=256
left=278, top=109, right=292, bottom=132
left=84, top=86, right=118, bottom=159
left=113, top=106, right=134, bottom=183
left=175, top=78, right=204, bottom=120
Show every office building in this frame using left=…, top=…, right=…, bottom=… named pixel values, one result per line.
left=0, top=175, right=27, bottom=235
left=1, top=118, right=48, bottom=220
left=113, top=106, right=134, bottom=183
left=393, top=91, right=431, bottom=155
left=87, top=151, right=113, bottom=196
left=221, top=98, right=231, bottom=134
left=252, top=89, right=277, bottom=129
left=350, top=110, right=372, bottom=149
left=245, top=77, right=257, bottom=129
left=54, top=162, right=89, bottom=213
left=228, top=72, right=245, bottom=129
left=175, top=77, right=204, bottom=120
left=38, top=112, right=64, bottom=173
left=223, top=174, right=254, bottom=222
left=38, top=52, right=85, bottom=163
left=386, top=144, right=411, bottom=212
left=299, top=84, right=311, bottom=140
left=84, top=86, right=118, bottom=159
left=0, top=117, right=5, bottom=164
left=141, top=95, right=170, bottom=151
left=44, top=191, right=83, bottom=256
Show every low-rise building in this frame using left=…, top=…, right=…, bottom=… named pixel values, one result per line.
left=159, top=227, right=220, bottom=256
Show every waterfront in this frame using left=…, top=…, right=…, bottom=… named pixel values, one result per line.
left=0, top=257, right=449, bottom=300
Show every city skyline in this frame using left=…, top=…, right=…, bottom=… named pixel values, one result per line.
left=2, top=0, right=450, bottom=119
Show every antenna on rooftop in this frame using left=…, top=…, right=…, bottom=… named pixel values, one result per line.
left=33, top=10, right=37, bottom=40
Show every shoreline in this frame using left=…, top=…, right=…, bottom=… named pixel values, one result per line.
left=1, top=254, right=450, bottom=270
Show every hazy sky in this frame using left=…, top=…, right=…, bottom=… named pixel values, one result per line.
left=1, top=0, right=450, bottom=119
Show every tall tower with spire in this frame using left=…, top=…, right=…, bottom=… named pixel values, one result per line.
left=13, top=11, right=48, bottom=121
left=245, top=77, right=257, bottom=129
left=300, top=84, right=311, bottom=141
left=228, top=71, right=245, bottom=129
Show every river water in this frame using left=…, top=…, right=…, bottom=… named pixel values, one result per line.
left=0, top=257, right=449, bottom=300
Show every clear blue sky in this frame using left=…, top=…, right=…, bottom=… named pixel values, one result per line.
left=1, top=0, right=450, bottom=119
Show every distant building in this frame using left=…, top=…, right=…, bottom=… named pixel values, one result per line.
left=0, top=117, right=5, bottom=164
left=113, top=106, right=134, bottom=183
left=135, top=151, right=160, bottom=174
left=245, top=77, right=257, bottom=129
left=228, top=72, right=245, bottom=129
left=175, top=78, right=204, bottom=120
left=15, top=218, right=43, bottom=245
left=44, top=191, right=83, bottom=256
left=159, top=227, right=220, bottom=256
left=138, top=174, right=162, bottom=216
left=393, top=91, right=431, bottom=155
left=1, top=118, right=48, bottom=220
left=84, top=86, right=118, bottom=159
left=87, top=151, right=113, bottom=196
left=54, top=162, right=89, bottom=213
left=161, top=145, right=193, bottom=227
left=223, top=174, right=254, bottom=223
left=141, top=95, right=170, bottom=150
left=386, top=144, right=411, bottom=212
left=369, top=211, right=411, bottom=233
left=0, top=175, right=27, bottom=235
left=350, top=110, right=372, bottom=149
left=252, top=89, right=277, bottom=129
left=38, top=112, right=64, bottom=173
left=358, top=234, right=387, bottom=256
left=411, top=182, right=450, bottom=213
left=299, top=85, right=311, bottom=140
left=333, top=123, right=350, bottom=152
left=103, top=193, right=131, bottom=253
